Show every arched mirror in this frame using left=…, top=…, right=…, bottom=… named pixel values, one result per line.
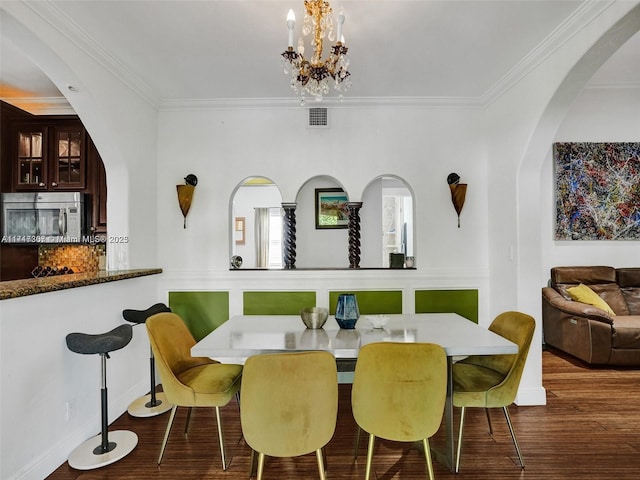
left=360, top=176, right=415, bottom=268
left=228, top=175, right=414, bottom=270
left=295, top=175, right=349, bottom=268
left=229, top=177, right=283, bottom=269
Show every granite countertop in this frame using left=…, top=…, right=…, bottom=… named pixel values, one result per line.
left=0, top=269, right=162, bottom=300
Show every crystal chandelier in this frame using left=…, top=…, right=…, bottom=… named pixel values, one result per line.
left=281, top=0, right=351, bottom=101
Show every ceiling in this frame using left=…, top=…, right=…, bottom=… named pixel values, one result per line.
left=1, top=0, right=639, bottom=114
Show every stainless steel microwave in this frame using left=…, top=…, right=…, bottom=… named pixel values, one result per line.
left=1, top=192, right=88, bottom=243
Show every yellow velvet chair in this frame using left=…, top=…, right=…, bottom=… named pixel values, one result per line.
left=452, top=311, right=535, bottom=472
left=240, top=351, right=338, bottom=480
left=351, top=342, right=447, bottom=480
left=146, top=312, right=243, bottom=469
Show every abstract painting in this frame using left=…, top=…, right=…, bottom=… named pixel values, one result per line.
left=554, top=142, right=640, bottom=240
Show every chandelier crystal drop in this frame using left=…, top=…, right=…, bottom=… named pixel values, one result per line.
left=281, top=0, right=352, bottom=101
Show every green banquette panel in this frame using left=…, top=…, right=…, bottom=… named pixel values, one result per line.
left=414, top=289, right=478, bottom=323
left=243, top=291, right=317, bottom=315
left=168, top=291, right=229, bottom=341
left=328, top=290, right=403, bottom=315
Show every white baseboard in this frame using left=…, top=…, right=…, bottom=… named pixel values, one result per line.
left=515, top=385, right=547, bottom=406
left=8, top=377, right=148, bottom=480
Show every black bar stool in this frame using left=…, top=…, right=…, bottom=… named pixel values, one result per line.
left=122, top=303, right=173, bottom=417
left=65, top=324, right=138, bottom=470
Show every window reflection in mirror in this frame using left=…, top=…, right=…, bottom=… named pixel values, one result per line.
left=230, top=177, right=283, bottom=269
left=361, top=176, right=414, bottom=268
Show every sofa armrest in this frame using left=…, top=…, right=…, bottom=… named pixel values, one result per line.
left=542, top=287, right=613, bottom=324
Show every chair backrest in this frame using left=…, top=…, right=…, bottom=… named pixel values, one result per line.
left=240, top=351, right=338, bottom=458
left=464, top=311, right=536, bottom=406
left=146, top=312, right=219, bottom=405
left=352, top=342, right=447, bottom=442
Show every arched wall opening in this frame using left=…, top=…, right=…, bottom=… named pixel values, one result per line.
left=515, top=5, right=640, bottom=402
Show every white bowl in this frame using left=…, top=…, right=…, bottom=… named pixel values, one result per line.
left=367, top=315, right=389, bottom=329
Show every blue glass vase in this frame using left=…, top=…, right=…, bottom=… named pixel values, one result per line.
left=335, top=294, right=360, bottom=329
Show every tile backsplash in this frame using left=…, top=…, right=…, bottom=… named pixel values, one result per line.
left=39, top=244, right=106, bottom=273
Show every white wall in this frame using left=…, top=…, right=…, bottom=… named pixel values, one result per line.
left=1, top=3, right=160, bottom=271
left=542, top=87, right=640, bottom=273
left=485, top=2, right=640, bottom=405
left=156, top=106, right=488, bottom=274
left=0, top=276, right=162, bottom=480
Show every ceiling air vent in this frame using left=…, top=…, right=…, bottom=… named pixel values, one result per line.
left=308, top=107, right=328, bottom=128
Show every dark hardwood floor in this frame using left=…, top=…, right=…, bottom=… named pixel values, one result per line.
left=47, top=347, right=640, bottom=479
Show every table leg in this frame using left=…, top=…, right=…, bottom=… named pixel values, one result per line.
left=429, top=356, right=455, bottom=471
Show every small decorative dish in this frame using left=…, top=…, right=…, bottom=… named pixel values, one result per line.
left=367, top=315, right=389, bottom=329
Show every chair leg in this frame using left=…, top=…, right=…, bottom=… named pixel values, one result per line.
left=316, top=448, right=326, bottom=480
left=158, top=405, right=178, bottom=464
left=147, top=346, right=159, bottom=407
left=353, top=425, right=361, bottom=459
left=485, top=407, right=493, bottom=435
left=256, top=452, right=266, bottom=480
left=502, top=406, right=525, bottom=468
left=423, top=438, right=435, bottom=480
left=322, top=446, right=329, bottom=474
left=365, top=433, right=375, bottom=480
left=184, top=407, right=193, bottom=435
left=215, top=406, right=227, bottom=470
left=455, top=406, right=466, bottom=473
left=249, top=449, right=257, bottom=477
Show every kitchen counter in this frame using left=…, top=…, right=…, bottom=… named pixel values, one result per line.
left=0, top=268, right=162, bottom=300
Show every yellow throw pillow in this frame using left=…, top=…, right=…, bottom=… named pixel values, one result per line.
left=566, top=284, right=616, bottom=316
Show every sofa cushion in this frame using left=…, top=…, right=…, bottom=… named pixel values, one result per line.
left=615, top=268, right=640, bottom=316
left=589, top=284, right=630, bottom=316
left=621, top=289, right=640, bottom=316
left=611, top=316, right=640, bottom=349
left=616, top=268, right=640, bottom=287
left=567, top=284, right=616, bottom=316
left=551, top=266, right=616, bottom=285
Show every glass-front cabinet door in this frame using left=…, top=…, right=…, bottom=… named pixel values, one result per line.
left=14, top=122, right=86, bottom=191
left=53, top=125, right=85, bottom=189
left=16, top=126, right=47, bottom=190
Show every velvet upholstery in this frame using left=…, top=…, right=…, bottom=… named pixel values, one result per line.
left=351, top=342, right=447, bottom=480
left=240, top=351, right=338, bottom=480
left=146, top=312, right=243, bottom=468
left=452, top=311, right=535, bottom=472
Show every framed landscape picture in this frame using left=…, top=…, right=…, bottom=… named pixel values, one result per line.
left=315, top=188, right=349, bottom=229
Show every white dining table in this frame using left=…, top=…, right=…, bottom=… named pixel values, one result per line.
left=192, top=313, right=517, bottom=471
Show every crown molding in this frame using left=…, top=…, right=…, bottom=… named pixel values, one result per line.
left=0, top=96, right=75, bottom=115
left=21, top=0, right=159, bottom=109
left=158, top=95, right=485, bottom=111
left=480, top=0, right=616, bottom=105
left=584, top=80, right=640, bottom=90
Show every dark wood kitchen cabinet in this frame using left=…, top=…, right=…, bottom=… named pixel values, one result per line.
left=1, top=101, right=107, bottom=234
left=14, top=121, right=86, bottom=191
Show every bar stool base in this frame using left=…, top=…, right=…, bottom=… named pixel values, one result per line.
left=127, top=392, right=173, bottom=417
left=68, top=430, right=138, bottom=470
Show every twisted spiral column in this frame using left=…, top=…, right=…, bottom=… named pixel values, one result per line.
left=347, top=202, right=363, bottom=269
left=282, top=203, right=297, bottom=269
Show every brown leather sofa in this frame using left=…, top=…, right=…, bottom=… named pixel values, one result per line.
left=542, top=266, right=640, bottom=366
